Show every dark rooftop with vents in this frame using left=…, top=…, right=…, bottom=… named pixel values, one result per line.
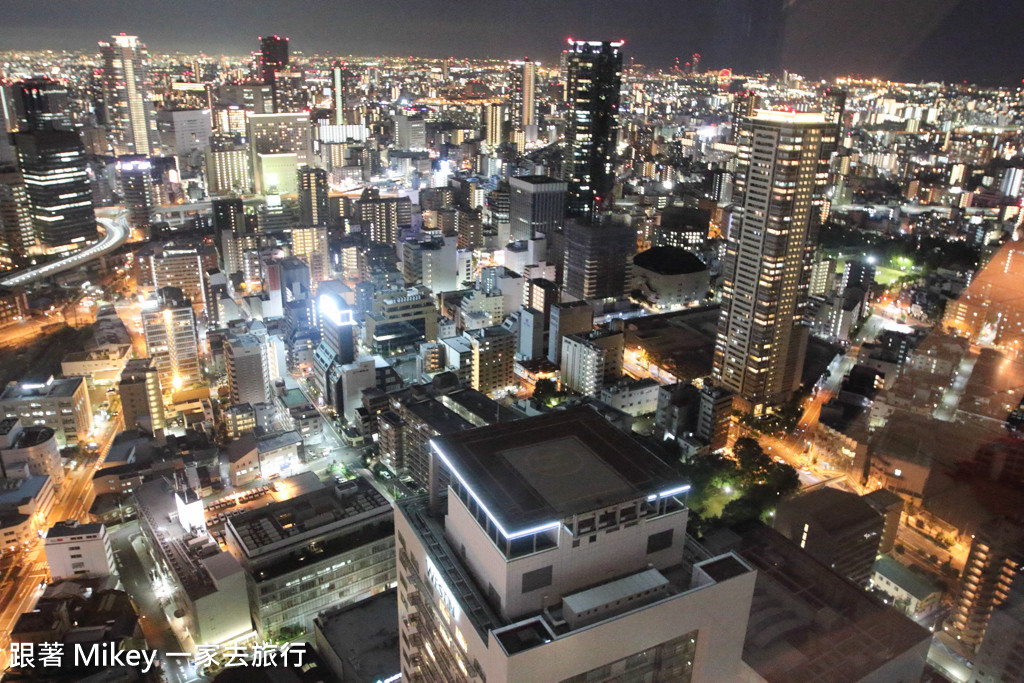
left=633, top=246, right=708, bottom=276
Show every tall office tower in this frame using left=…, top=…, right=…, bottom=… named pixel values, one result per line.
left=155, top=108, right=213, bottom=160
left=118, top=357, right=165, bottom=432
left=395, top=409, right=757, bottom=683
left=313, top=285, right=356, bottom=402
left=0, top=170, right=35, bottom=265
left=258, top=35, right=289, bottom=86
left=354, top=187, right=412, bottom=245
left=729, top=91, right=759, bottom=143
left=225, top=333, right=272, bottom=406
left=821, top=87, right=847, bottom=129
left=509, top=175, right=567, bottom=241
left=142, top=287, right=201, bottom=391
left=547, top=300, right=593, bottom=365
left=213, top=197, right=256, bottom=275
left=394, top=114, right=426, bottom=151
left=332, top=66, right=346, bottom=125
left=298, top=165, right=329, bottom=226
left=247, top=112, right=312, bottom=193
left=272, top=71, right=307, bottom=113
left=950, top=517, right=1024, bottom=652
left=562, top=217, right=635, bottom=301
left=116, top=156, right=155, bottom=233
left=292, top=225, right=329, bottom=286
left=468, top=325, right=515, bottom=395
left=713, top=111, right=837, bottom=414
left=0, top=89, right=14, bottom=165
left=484, top=103, right=505, bottom=151
left=205, top=135, right=253, bottom=195
left=150, top=246, right=204, bottom=305
left=98, top=34, right=156, bottom=156
left=217, top=83, right=274, bottom=116
left=213, top=197, right=246, bottom=236
left=11, top=78, right=72, bottom=132
left=13, top=130, right=97, bottom=253
left=508, top=59, right=537, bottom=132
left=564, top=40, right=623, bottom=218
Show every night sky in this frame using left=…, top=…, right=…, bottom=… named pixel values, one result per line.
left=1, top=0, right=1023, bottom=85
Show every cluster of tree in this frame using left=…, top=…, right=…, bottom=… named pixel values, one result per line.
left=532, top=378, right=567, bottom=406
left=679, top=437, right=800, bottom=535
left=818, top=221, right=979, bottom=273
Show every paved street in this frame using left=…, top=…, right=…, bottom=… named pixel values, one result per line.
left=110, top=521, right=197, bottom=683
left=0, top=412, right=121, bottom=672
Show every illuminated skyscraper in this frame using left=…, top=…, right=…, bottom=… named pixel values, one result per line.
left=564, top=39, right=623, bottom=219
left=484, top=102, right=505, bottom=151
left=0, top=170, right=35, bottom=265
left=117, top=156, right=156, bottom=233
left=10, top=78, right=72, bottom=133
left=225, top=333, right=272, bottom=406
left=298, top=165, right=329, bottom=226
left=246, top=112, right=312, bottom=193
left=713, top=111, right=837, bottom=413
left=508, top=59, right=537, bottom=132
left=118, top=357, right=165, bottom=432
left=13, top=130, right=97, bottom=253
left=292, top=225, right=329, bottom=287
left=509, top=175, right=567, bottom=241
left=332, top=66, right=346, bottom=125
left=141, top=287, right=201, bottom=392
left=204, top=135, right=252, bottom=195
left=98, top=34, right=156, bottom=156
left=258, top=35, right=289, bottom=85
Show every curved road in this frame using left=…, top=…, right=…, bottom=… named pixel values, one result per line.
left=0, top=208, right=129, bottom=288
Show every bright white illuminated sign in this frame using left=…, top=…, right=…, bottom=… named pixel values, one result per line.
left=318, top=293, right=354, bottom=327
left=426, top=557, right=460, bottom=621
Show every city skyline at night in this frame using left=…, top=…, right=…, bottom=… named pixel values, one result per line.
left=2, top=3, right=1024, bottom=682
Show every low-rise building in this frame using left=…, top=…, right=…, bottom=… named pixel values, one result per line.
left=224, top=402, right=256, bottom=439
left=632, top=246, right=710, bottom=311
left=773, top=487, right=885, bottom=588
left=7, top=584, right=145, bottom=680
left=224, top=477, right=395, bottom=639
left=599, top=377, right=660, bottom=416
left=0, top=288, right=28, bottom=327
left=0, top=376, right=92, bottom=448
left=314, top=589, right=401, bottom=683
left=44, top=520, right=116, bottom=581
left=60, top=345, right=133, bottom=391
left=705, top=522, right=932, bottom=683
left=0, top=472, right=55, bottom=550
left=0, top=418, right=63, bottom=486
left=561, top=328, right=624, bottom=397
left=870, top=554, right=942, bottom=617
left=135, top=478, right=253, bottom=648
left=227, top=431, right=303, bottom=486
